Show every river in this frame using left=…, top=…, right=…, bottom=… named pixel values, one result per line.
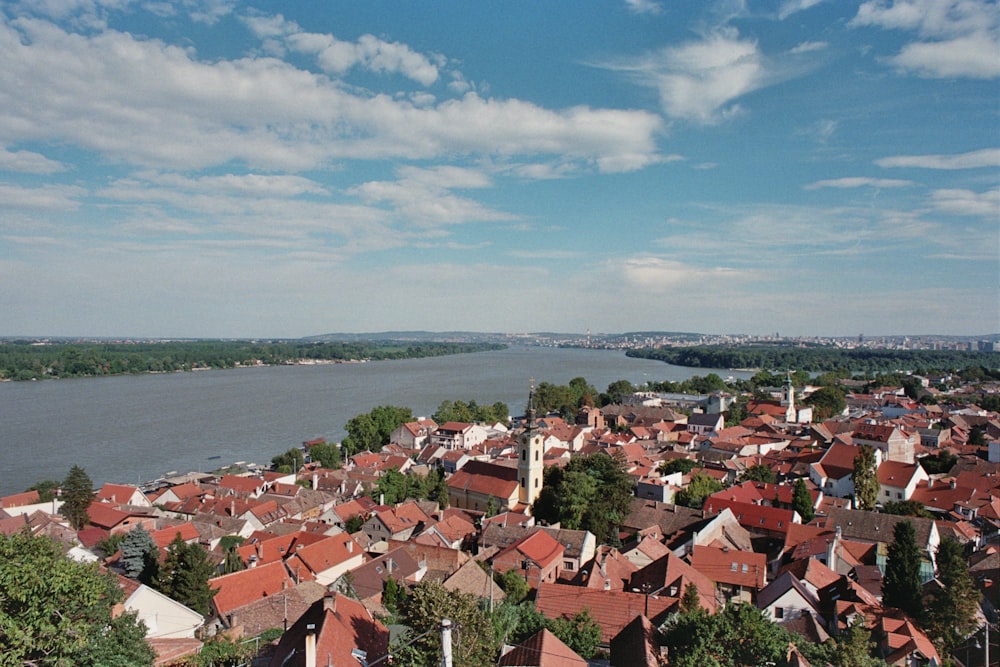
left=0, top=346, right=749, bottom=496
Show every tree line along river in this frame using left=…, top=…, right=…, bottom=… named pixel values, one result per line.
left=0, top=346, right=750, bottom=497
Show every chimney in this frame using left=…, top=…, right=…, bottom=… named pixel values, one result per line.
left=928, top=477, right=934, bottom=489
left=304, top=623, right=317, bottom=667
left=387, top=557, right=394, bottom=573
left=950, top=479, right=957, bottom=489
left=346, top=539, right=353, bottom=554
left=312, top=473, right=318, bottom=490
left=230, top=499, right=236, bottom=516
left=323, top=592, right=336, bottom=613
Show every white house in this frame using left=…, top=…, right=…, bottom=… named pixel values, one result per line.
left=876, top=460, right=928, bottom=504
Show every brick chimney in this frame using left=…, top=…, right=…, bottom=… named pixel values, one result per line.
left=304, top=623, right=317, bottom=667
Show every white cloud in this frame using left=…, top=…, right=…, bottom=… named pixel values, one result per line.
left=0, top=17, right=662, bottom=173
left=349, top=166, right=516, bottom=227
left=778, top=0, right=826, bottom=20
left=618, top=256, right=747, bottom=293
left=0, top=182, right=85, bottom=210
left=876, top=147, right=1000, bottom=169
left=930, top=187, right=1000, bottom=216
left=804, top=177, right=913, bottom=189
left=790, top=41, right=828, bottom=54
left=852, top=0, right=1000, bottom=78
left=625, top=0, right=663, bottom=15
left=601, top=30, right=818, bottom=124
left=608, top=32, right=764, bottom=123
left=0, top=147, right=66, bottom=173
left=244, top=13, right=444, bottom=87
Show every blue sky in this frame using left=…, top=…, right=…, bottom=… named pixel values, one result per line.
left=0, top=0, right=997, bottom=338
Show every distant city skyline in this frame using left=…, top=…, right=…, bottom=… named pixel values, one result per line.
left=1, top=1, right=997, bottom=338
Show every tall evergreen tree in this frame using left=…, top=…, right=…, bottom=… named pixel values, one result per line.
left=924, top=536, right=980, bottom=654
left=882, top=520, right=922, bottom=618
left=59, top=464, right=95, bottom=530
left=853, top=445, right=879, bottom=511
left=792, top=478, right=815, bottom=523
left=156, top=534, right=217, bottom=615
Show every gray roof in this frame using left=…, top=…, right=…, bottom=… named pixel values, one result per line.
left=820, top=508, right=936, bottom=549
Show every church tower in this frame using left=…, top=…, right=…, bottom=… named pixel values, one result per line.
left=518, top=380, right=545, bottom=509
left=782, top=371, right=796, bottom=423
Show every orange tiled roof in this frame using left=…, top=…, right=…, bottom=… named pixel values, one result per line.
left=209, top=560, right=293, bottom=618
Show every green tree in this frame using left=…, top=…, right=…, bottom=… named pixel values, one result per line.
left=662, top=601, right=789, bottom=667
left=531, top=452, right=634, bottom=542
left=155, top=534, right=218, bottom=615
left=546, top=608, right=602, bottom=659
left=969, top=425, right=987, bottom=446
left=270, top=447, right=304, bottom=474
left=738, top=464, right=775, bottom=484
left=602, top=379, right=635, bottom=406
left=792, top=477, right=815, bottom=523
left=853, top=445, right=879, bottom=511
left=26, top=479, right=60, bottom=502
left=343, top=405, right=413, bottom=456
left=680, top=581, right=703, bottom=614
left=59, top=464, right=95, bottom=530
left=882, top=520, right=922, bottom=618
left=308, top=441, right=342, bottom=469
left=534, top=382, right=578, bottom=419
left=674, top=471, right=724, bottom=510
left=658, top=458, right=700, bottom=475
left=924, top=536, right=980, bottom=654
left=496, top=569, right=530, bottom=604
left=382, top=576, right=406, bottom=619
left=393, top=581, right=498, bottom=667
left=829, top=618, right=888, bottom=667
left=345, top=514, right=365, bottom=533
left=0, top=531, right=155, bottom=667
left=120, top=525, right=159, bottom=584
left=568, top=376, right=599, bottom=409
left=222, top=545, right=245, bottom=575
left=804, top=385, right=847, bottom=419
left=882, top=499, right=933, bottom=519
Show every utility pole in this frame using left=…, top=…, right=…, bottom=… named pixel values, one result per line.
left=440, top=618, right=453, bottom=667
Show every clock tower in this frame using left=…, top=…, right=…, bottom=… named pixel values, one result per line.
left=518, top=380, right=545, bottom=509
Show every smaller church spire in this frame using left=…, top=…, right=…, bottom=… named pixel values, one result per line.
left=525, top=377, right=537, bottom=426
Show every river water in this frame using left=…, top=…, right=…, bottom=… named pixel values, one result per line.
left=0, top=346, right=748, bottom=496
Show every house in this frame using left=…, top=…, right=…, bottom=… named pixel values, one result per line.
left=216, top=474, right=269, bottom=498
left=756, top=569, right=827, bottom=630
left=285, top=532, right=367, bottom=586
left=336, top=547, right=424, bottom=607
left=852, top=423, right=917, bottom=464
left=268, top=593, right=389, bottom=667
left=443, top=559, right=506, bottom=604
left=498, top=628, right=587, bottom=667
left=209, top=561, right=294, bottom=627
left=535, top=583, right=675, bottom=645
left=390, top=419, right=437, bottom=449
left=817, top=508, right=939, bottom=582
left=430, top=421, right=489, bottom=451
left=810, top=442, right=881, bottom=499
left=362, top=501, right=431, bottom=544
left=491, top=529, right=565, bottom=588
left=876, top=460, right=928, bottom=503
left=447, top=461, right=520, bottom=513
left=687, top=412, right=725, bottom=436
left=689, top=544, right=766, bottom=604
left=96, top=483, right=151, bottom=508
left=610, top=615, right=660, bottom=667
left=118, top=576, right=204, bottom=639
left=701, top=497, right=799, bottom=539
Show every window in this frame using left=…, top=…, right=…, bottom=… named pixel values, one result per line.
left=775, top=607, right=784, bottom=619
left=897, top=492, right=903, bottom=499
left=521, top=450, right=526, bottom=461
left=520, top=478, right=525, bottom=488
left=885, top=490, right=890, bottom=496
left=741, top=564, right=749, bottom=574
left=731, top=562, right=738, bottom=572
left=535, top=451, right=539, bottom=461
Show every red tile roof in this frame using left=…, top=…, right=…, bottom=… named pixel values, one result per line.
left=535, top=583, right=675, bottom=644
left=498, top=628, right=587, bottom=666
left=209, top=560, right=293, bottom=619
left=690, top=544, right=766, bottom=589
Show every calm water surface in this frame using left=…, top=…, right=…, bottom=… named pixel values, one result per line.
left=0, top=347, right=747, bottom=495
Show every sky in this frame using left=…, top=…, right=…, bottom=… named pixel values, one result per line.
left=0, top=0, right=997, bottom=339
